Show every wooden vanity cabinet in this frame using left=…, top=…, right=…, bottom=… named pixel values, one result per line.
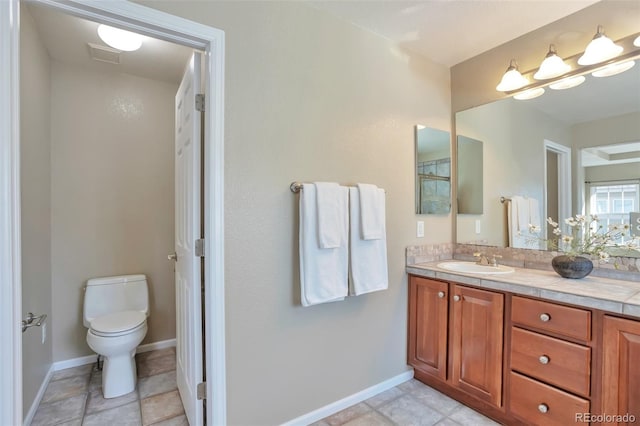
left=408, top=276, right=504, bottom=409
left=602, top=315, right=640, bottom=425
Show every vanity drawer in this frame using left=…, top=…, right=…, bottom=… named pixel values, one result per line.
left=509, top=372, right=589, bottom=426
left=512, top=296, right=591, bottom=342
left=511, top=327, right=591, bottom=397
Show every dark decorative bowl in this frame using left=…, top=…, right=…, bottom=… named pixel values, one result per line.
left=551, top=255, right=593, bottom=279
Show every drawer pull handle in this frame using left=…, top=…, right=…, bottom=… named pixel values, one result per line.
left=437, top=291, right=445, bottom=299
left=538, top=403, right=549, bottom=414
left=453, top=295, right=461, bottom=302
left=539, top=313, right=551, bottom=322
left=539, top=355, right=550, bottom=365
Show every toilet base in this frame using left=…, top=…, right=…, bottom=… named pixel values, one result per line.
left=102, top=349, right=137, bottom=398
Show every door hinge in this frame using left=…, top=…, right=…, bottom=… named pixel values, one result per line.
left=195, top=94, right=205, bottom=112
left=195, top=238, right=205, bottom=257
left=197, top=382, right=207, bottom=400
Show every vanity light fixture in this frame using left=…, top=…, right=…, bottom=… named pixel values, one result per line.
left=534, top=45, right=571, bottom=80
left=496, top=59, right=529, bottom=92
left=97, top=24, right=143, bottom=52
left=549, top=75, right=586, bottom=90
left=578, top=25, right=623, bottom=65
left=591, top=60, right=635, bottom=77
left=513, top=87, right=545, bottom=100
left=635, top=35, right=640, bottom=47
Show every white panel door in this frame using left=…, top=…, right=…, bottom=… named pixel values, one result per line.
left=175, top=52, right=203, bottom=426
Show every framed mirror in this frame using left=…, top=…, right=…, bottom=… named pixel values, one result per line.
left=415, top=126, right=451, bottom=215
left=455, top=64, right=640, bottom=255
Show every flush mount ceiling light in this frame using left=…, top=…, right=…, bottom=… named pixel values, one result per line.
left=97, top=24, right=143, bottom=52
left=514, top=87, right=545, bottom=100
left=592, top=60, right=635, bottom=77
left=549, top=75, right=586, bottom=90
left=534, top=44, right=571, bottom=80
left=496, top=59, right=529, bottom=92
left=578, top=25, right=623, bottom=65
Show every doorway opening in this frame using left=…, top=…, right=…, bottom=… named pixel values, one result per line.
left=544, top=140, right=572, bottom=238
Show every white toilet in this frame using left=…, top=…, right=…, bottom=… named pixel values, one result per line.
left=83, top=274, right=149, bottom=398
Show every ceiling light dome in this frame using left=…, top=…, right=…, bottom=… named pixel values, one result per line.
left=496, top=59, right=529, bottom=92
left=97, top=24, right=143, bottom=52
left=514, top=87, right=545, bottom=100
left=549, top=75, right=586, bottom=90
left=578, top=25, right=623, bottom=65
left=592, top=60, right=635, bottom=77
left=534, top=45, right=571, bottom=80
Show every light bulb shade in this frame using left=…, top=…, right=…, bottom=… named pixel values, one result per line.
left=592, top=60, right=635, bottom=77
left=496, top=60, right=529, bottom=92
left=534, top=52, right=571, bottom=80
left=634, top=35, right=640, bottom=47
left=514, top=87, right=545, bottom=100
left=578, top=26, right=623, bottom=65
left=98, top=24, right=143, bottom=52
left=549, top=75, right=586, bottom=90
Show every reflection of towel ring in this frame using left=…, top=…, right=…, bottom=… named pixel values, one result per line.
left=500, top=196, right=512, bottom=204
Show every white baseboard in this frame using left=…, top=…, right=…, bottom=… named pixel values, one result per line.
left=281, top=368, right=415, bottom=426
left=23, top=364, right=54, bottom=426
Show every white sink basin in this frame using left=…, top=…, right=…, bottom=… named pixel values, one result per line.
left=437, top=261, right=515, bottom=275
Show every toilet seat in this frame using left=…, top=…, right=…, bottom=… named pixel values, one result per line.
left=90, top=310, right=146, bottom=337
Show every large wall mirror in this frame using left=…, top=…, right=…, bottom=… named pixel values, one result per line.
left=456, top=63, right=640, bottom=255
left=415, top=126, right=451, bottom=214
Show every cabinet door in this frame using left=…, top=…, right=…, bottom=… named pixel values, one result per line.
left=408, top=276, right=448, bottom=380
left=451, top=284, right=504, bottom=407
left=602, top=316, right=640, bottom=425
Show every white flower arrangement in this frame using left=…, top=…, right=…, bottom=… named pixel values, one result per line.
left=528, top=214, right=639, bottom=261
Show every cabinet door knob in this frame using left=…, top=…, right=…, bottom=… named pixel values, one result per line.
left=538, top=403, right=549, bottom=413
left=453, top=295, right=461, bottom=302
left=539, top=313, right=551, bottom=322
left=437, top=291, right=445, bottom=298
left=539, top=355, right=550, bottom=365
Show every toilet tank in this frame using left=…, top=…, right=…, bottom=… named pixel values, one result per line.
left=83, top=274, right=149, bottom=328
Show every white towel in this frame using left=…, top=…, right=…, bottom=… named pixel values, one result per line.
left=299, top=183, right=348, bottom=306
left=513, top=195, right=529, bottom=232
left=315, top=182, right=348, bottom=249
left=349, top=187, right=388, bottom=296
left=357, top=183, right=384, bottom=240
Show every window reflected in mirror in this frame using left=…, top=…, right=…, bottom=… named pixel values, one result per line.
left=415, top=126, right=451, bottom=215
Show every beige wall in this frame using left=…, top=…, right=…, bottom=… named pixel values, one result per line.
left=138, top=1, right=451, bottom=424
left=50, top=62, right=178, bottom=361
left=451, top=1, right=640, bottom=112
left=20, top=6, right=53, bottom=417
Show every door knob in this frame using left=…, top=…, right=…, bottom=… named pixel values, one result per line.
left=168, top=252, right=177, bottom=261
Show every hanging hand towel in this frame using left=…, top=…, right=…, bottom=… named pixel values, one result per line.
left=357, top=183, right=384, bottom=240
left=299, top=183, right=349, bottom=306
left=315, top=182, right=348, bottom=249
left=349, top=186, right=388, bottom=295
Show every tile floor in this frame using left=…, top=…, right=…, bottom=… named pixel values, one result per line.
left=314, top=379, right=500, bottom=426
left=31, top=347, right=187, bottom=426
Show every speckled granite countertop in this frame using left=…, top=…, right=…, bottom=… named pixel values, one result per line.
left=407, top=261, right=640, bottom=319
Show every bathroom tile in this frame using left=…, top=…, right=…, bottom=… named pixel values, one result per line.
left=137, top=353, right=176, bottom=378
left=41, top=374, right=89, bottom=404
left=141, top=390, right=185, bottom=425
left=409, top=384, right=461, bottom=415
left=136, top=347, right=176, bottom=363
left=342, top=411, right=394, bottom=426
left=50, top=363, right=94, bottom=382
left=138, top=370, right=177, bottom=399
left=324, top=402, right=372, bottom=426
left=31, top=394, right=86, bottom=426
left=377, top=394, right=444, bottom=426
left=397, top=379, right=428, bottom=393
left=85, top=386, right=139, bottom=414
left=310, top=420, right=331, bottom=426
left=434, top=418, right=462, bottom=426
left=56, top=419, right=83, bottom=426
left=82, top=400, right=142, bottom=426
left=89, top=370, right=103, bottom=391
left=148, top=414, right=189, bottom=426
left=364, top=387, right=404, bottom=408
left=448, top=405, right=499, bottom=426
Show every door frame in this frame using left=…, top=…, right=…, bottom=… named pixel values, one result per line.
left=0, top=1, right=226, bottom=424
left=543, top=140, right=572, bottom=237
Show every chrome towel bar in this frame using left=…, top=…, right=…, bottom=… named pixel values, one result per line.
left=290, top=182, right=385, bottom=193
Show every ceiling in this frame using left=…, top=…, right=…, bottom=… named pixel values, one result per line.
left=308, top=0, right=599, bottom=67
left=26, top=1, right=602, bottom=85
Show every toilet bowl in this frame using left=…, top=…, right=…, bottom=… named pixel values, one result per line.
left=83, top=275, right=149, bottom=398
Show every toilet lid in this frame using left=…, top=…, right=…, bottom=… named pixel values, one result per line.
left=90, top=311, right=146, bottom=335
